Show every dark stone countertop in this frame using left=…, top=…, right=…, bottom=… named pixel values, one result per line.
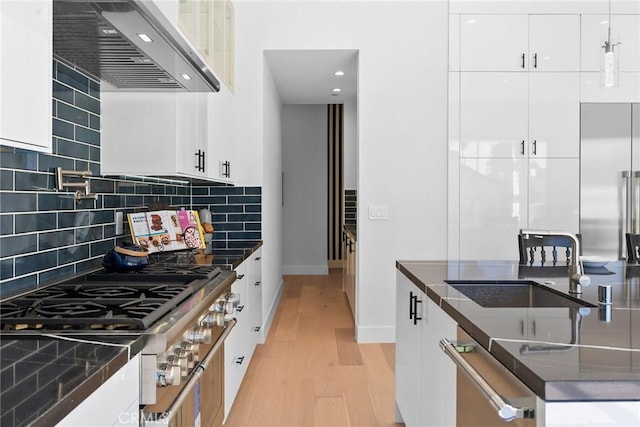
left=208, top=240, right=263, bottom=269
left=0, top=335, right=146, bottom=427
left=0, top=241, right=262, bottom=426
left=396, top=260, right=640, bottom=402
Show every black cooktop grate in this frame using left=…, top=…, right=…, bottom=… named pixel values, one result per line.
left=0, top=279, right=209, bottom=331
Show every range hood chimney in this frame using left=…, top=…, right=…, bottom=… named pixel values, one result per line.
left=53, top=0, right=220, bottom=92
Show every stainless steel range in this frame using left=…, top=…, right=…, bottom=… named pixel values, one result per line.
left=0, top=257, right=239, bottom=426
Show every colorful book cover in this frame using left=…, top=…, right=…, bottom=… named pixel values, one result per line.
left=127, top=209, right=205, bottom=253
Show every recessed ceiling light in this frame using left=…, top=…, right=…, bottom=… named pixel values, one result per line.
left=332, top=88, right=342, bottom=93
left=137, top=33, right=153, bottom=43
left=101, top=29, right=118, bottom=35
left=334, top=71, right=345, bottom=76
left=181, top=74, right=192, bottom=80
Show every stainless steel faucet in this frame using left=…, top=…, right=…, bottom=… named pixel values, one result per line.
left=519, top=229, right=591, bottom=294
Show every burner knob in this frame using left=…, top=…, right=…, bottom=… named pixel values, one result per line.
left=165, top=354, right=188, bottom=378
left=202, top=311, right=225, bottom=327
left=226, top=292, right=240, bottom=305
left=210, top=299, right=226, bottom=313
left=223, top=302, right=233, bottom=314
left=172, top=348, right=193, bottom=372
left=186, top=326, right=212, bottom=344
left=156, top=363, right=181, bottom=387
left=176, top=342, right=200, bottom=366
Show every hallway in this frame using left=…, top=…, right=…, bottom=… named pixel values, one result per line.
left=224, top=271, right=400, bottom=426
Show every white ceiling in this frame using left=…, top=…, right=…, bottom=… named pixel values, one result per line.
left=264, top=49, right=358, bottom=104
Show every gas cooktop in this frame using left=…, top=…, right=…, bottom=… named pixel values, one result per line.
left=0, top=269, right=221, bottom=331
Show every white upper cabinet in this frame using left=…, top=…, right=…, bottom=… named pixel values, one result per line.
left=0, top=0, right=52, bottom=152
left=459, top=14, right=580, bottom=71
left=581, top=14, right=640, bottom=72
left=460, top=72, right=528, bottom=157
left=207, top=90, right=235, bottom=183
left=528, top=73, right=580, bottom=158
left=460, top=14, right=529, bottom=71
left=528, top=15, right=580, bottom=71
left=101, top=92, right=214, bottom=181
left=460, top=72, right=579, bottom=159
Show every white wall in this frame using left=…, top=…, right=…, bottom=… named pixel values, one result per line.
left=233, top=0, right=449, bottom=342
left=344, top=99, right=358, bottom=190
left=281, top=104, right=328, bottom=275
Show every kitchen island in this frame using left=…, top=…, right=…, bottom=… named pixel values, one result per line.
left=396, top=260, right=640, bottom=427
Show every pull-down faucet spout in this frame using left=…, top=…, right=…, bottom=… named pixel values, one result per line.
left=519, top=229, right=591, bottom=294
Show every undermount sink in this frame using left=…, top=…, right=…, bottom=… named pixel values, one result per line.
left=445, top=280, right=595, bottom=309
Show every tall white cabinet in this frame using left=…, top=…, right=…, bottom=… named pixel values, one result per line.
left=0, top=0, right=52, bottom=152
left=452, top=13, right=581, bottom=260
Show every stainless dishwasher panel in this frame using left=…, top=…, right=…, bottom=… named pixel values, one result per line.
left=454, top=327, right=536, bottom=427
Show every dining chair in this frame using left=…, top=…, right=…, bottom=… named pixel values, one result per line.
left=625, top=233, right=640, bottom=263
left=518, top=232, right=582, bottom=266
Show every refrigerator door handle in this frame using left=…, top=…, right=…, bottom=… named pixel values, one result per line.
left=634, top=171, right=640, bottom=234
left=622, top=171, right=631, bottom=259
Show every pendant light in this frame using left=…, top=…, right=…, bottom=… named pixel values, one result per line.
left=600, top=0, right=620, bottom=88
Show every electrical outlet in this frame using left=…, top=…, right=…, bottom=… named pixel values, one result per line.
left=115, top=211, right=124, bottom=235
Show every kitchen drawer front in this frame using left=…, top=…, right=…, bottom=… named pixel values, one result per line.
left=456, top=327, right=536, bottom=427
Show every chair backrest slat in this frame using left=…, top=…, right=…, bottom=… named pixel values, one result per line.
left=518, top=233, right=581, bottom=266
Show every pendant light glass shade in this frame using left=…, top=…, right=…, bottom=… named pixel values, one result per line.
left=600, top=1, right=620, bottom=88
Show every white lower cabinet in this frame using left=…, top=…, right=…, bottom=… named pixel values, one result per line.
left=224, top=248, right=262, bottom=419
left=57, top=355, right=140, bottom=427
left=395, top=272, right=457, bottom=427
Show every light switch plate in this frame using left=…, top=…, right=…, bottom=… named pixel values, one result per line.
left=368, top=205, right=389, bottom=220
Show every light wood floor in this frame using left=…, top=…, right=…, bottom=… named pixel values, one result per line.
left=224, top=271, right=402, bottom=427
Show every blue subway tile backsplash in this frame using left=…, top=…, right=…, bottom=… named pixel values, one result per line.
left=0, top=59, right=261, bottom=298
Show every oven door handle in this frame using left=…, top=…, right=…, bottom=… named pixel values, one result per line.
left=144, top=318, right=237, bottom=426
left=439, top=338, right=534, bottom=422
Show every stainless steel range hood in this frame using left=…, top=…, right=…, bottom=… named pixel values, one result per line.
left=53, top=0, right=220, bottom=92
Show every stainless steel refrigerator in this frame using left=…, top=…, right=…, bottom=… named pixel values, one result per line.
left=580, top=103, right=640, bottom=259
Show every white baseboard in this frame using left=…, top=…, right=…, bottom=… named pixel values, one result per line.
left=356, top=325, right=396, bottom=343
left=282, top=265, right=328, bottom=275
left=259, top=278, right=284, bottom=344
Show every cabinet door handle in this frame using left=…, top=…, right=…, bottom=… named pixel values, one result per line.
left=440, top=338, right=535, bottom=421
left=532, top=140, right=537, bottom=155
left=253, top=326, right=261, bottom=332
left=255, top=257, right=261, bottom=261
left=254, top=281, right=261, bottom=287
left=413, top=295, right=422, bottom=325
left=222, top=161, right=231, bottom=178
left=236, top=305, right=244, bottom=312
left=520, top=140, right=525, bottom=155
left=237, top=274, right=245, bottom=280
left=193, top=150, right=205, bottom=172
left=533, top=53, right=538, bottom=69
left=409, top=292, right=415, bottom=321
left=521, top=53, right=526, bottom=69
left=234, top=356, right=245, bottom=365
left=201, top=150, right=206, bottom=172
